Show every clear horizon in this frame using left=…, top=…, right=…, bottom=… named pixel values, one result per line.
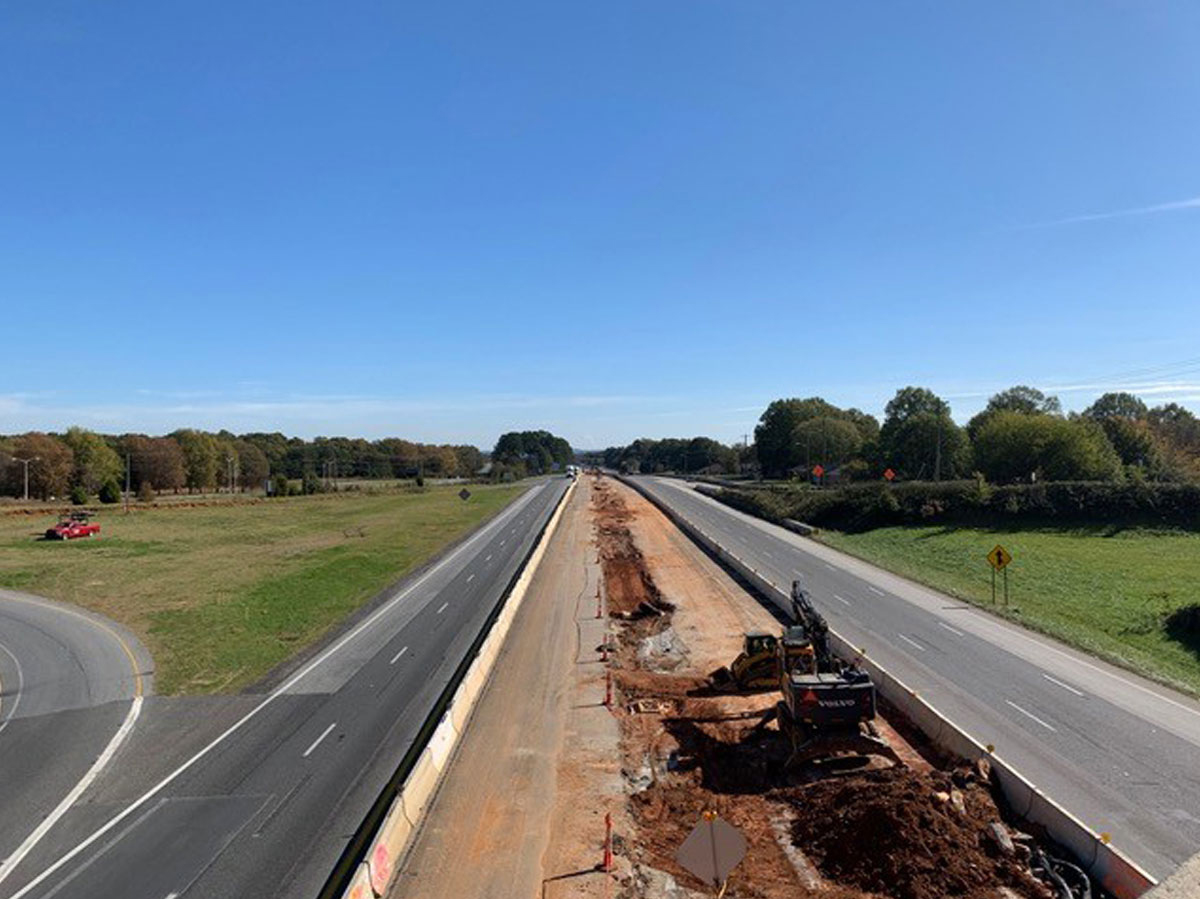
left=3, top=2, right=1198, bottom=449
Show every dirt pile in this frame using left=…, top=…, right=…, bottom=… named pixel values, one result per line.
left=787, top=768, right=1051, bottom=899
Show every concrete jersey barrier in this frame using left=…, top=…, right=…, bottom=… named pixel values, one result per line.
left=618, top=475, right=1157, bottom=899
left=340, top=478, right=576, bottom=899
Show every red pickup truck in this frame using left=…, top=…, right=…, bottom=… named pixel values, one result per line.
left=45, top=513, right=101, bottom=540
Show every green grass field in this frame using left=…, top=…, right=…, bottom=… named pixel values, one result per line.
left=817, top=525, right=1200, bottom=695
left=0, top=484, right=524, bottom=694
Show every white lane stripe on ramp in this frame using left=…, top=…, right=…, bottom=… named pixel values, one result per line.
left=937, top=622, right=965, bottom=637
left=0, top=482, right=550, bottom=898
left=0, top=696, right=143, bottom=883
left=389, top=646, right=408, bottom=665
left=832, top=594, right=851, bottom=606
left=866, top=585, right=885, bottom=596
left=0, top=641, right=25, bottom=737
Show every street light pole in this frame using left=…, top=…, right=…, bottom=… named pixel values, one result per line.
left=13, top=456, right=39, bottom=501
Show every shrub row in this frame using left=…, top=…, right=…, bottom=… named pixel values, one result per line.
left=713, top=480, right=1200, bottom=532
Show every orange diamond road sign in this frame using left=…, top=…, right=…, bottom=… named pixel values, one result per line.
left=986, top=544, right=1013, bottom=571
left=675, top=812, right=747, bottom=888
left=883, top=468, right=896, bottom=481
left=812, top=464, right=825, bottom=478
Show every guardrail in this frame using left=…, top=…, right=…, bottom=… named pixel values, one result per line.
left=618, top=474, right=1156, bottom=899
left=327, top=479, right=577, bottom=899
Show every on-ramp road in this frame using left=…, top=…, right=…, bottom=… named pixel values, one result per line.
left=0, top=478, right=568, bottom=899
left=0, top=589, right=151, bottom=884
left=635, top=475, right=1200, bottom=880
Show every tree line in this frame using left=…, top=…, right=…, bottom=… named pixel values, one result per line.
left=0, top=429, right=491, bottom=501
left=603, top=386, right=1200, bottom=485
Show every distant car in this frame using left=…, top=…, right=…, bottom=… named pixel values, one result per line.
left=45, top=513, right=100, bottom=540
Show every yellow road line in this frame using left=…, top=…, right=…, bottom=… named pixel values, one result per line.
left=0, top=593, right=145, bottom=697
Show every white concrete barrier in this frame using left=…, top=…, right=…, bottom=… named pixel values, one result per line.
left=618, top=475, right=1157, bottom=899
left=342, top=479, right=576, bottom=899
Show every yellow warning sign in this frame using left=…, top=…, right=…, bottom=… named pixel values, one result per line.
left=986, top=544, right=1013, bottom=571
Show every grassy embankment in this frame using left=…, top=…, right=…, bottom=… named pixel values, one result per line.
left=0, top=484, right=524, bottom=694
left=817, top=525, right=1200, bottom=695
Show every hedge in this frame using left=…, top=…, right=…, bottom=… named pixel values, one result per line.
left=713, top=480, right=1200, bottom=532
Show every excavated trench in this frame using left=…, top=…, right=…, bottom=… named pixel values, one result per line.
left=592, top=476, right=1066, bottom=899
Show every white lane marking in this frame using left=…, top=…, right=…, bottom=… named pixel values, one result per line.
left=485, top=554, right=492, bottom=562
left=164, top=893, right=179, bottom=899
left=867, top=585, right=885, bottom=596
left=937, top=622, right=965, bottom=637
left=466, top=574, right=475, bottom=583
left=1042, top=673, right=1085, bottom=697
left=302, top=722, right=337, bottom=758
left=0, top=641, right=25, bottom=736
left=0, top=484, right=550, bottom=898
left=832, top=594, right=851, bottom=606
left=1005, top=699, right=1057, bottom=731
left=437, top=602, right=449, bottom=615
left=897, top=634, right=926, bottom=652
left=0, top=696, right=143, bottom=884
left=389, top=646, right=408, bottom=665
left=762, top=550, right=772, bottom=558
left=500, top=539, right=506, bottom=546
left=823, top=562, right=835, bottom=571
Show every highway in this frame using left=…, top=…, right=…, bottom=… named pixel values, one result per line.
left=0, top=478, right=569, bottom=899
left=634, top=475, right=1200, bottom=879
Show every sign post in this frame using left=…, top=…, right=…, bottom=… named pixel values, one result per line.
left=986, top=544, right=1013, bottom=605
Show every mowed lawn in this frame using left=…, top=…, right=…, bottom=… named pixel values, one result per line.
left=817, top=525, right=1200, bottom=695
left=0, top=484, right=525, bottom=694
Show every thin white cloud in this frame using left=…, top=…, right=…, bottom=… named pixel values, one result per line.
left=1027, top=195, right=1200, bottom=228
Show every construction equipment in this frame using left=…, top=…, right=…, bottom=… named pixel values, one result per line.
left=750, top=580, right=902, bottom=770
left=708, top=628, right=816, bottom=692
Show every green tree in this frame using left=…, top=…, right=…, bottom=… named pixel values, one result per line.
left=973, top=412, right=1122, bottom=483
left=967, top=386, right=1061, bottom=439
left=754, top=398, right=842, bottom=477
left=793, top=417, right=862, bottom=469
left=63, top=426, right=122, bottom=493
left=234, top=440, right=270, bottom=491
left=880, top=388, right=968, bottom=480
left=99, top=478, right=123, bottom=504
left=172, top=429, right=220, bottom=492
left=1084, top=392, right=1148, bottom=421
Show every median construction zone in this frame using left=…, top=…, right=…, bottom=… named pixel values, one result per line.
left=391, top=475, right=1102, bottom=898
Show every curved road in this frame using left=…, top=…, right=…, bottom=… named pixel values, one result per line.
left=0, top=589, right=152, bottom=879
left=635, top=475, right=1200, bottom=880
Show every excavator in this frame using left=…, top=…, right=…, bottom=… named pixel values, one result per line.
left=713, top=580, right=902, bottom=771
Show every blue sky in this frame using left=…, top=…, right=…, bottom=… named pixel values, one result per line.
left=2, top=1, right=1198, bottom=449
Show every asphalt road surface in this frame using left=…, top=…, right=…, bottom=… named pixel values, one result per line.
left=634, top=475, right=1200, bottom=880
left=0, top=589, right=151, bottom=884
left=0, top=478, right=569, bottom=899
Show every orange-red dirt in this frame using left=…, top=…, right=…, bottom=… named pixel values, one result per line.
left=593, top=476, right=1052, bottom=899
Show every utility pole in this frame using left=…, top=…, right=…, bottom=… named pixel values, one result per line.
left=934, top=416, right=943, bottom=482
left=14, top=456, right=38, bottom=502
left=124, top=453, right=131, bottom=513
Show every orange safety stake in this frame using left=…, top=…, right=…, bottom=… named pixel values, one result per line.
left=603, top=812, right=614, bottom=873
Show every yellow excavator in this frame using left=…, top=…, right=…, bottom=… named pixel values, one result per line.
left=714, top=581, right=902, bottom=770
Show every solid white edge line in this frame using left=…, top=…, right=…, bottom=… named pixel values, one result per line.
left=938, top=622, right=965, bottom=637
left=1042, top=673, right=1085, bottom=697
left=0, top=696, right=143, bottom=882
left=389, top=646, right=408, bottom=665
left=302, top=722, right=337, bottom=758
left=0, top=481, right=554, bottom=898
left=1005, top=699, right=1057, bottom=731
left=0, top=641, right=25, bottom=736
left=897, top=633, right=927, bottom=652
left=867, top=585, right=885, bottom=596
